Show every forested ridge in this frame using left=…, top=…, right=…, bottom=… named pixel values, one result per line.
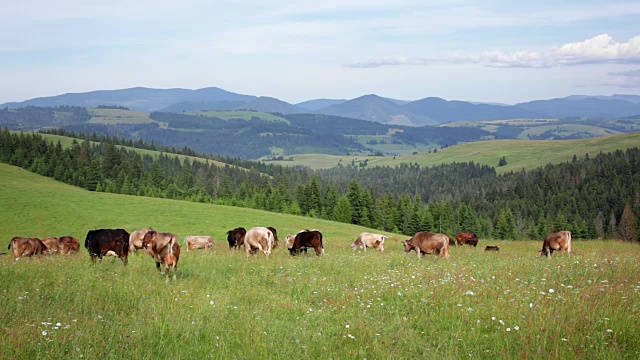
left=1, top=128, right=638, bottom=241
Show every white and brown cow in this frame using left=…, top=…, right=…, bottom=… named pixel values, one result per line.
left=142, top=230, right=181, bottom=281
left=401, top=232, right=450, bottom=259
left=8, top=237, right=48, bottom=260
left=351, top=232, right=387, bottom=252
left=185, top=235, right=214, bottom=251
left=244, top=227, right=275, bottom=258
left=129, top=227, right=154, bottom=253
left=539, top=230, right=572, bottom=258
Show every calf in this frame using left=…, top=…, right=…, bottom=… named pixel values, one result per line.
left=84, top=229, right=130, bottom=265
left=402, top=232, right=450, bottom=259
left=456, top=232, right=479, bottom=246
left=129, top=227, right=153, bottom=253
left=8, top=237, right=48, bottom=260
left=226, top=227, right=247, bottom=249
left=484, top=246, right=500, bottom=252
left=351, top=232, right=386, bottom=252
left=539, top=231, right=572, bottom=258
left=290, top=230, right=324, bottom=256
left=244, top=227, right=274, bottom=258
left=185, top=235, right=214, bottom=251
left=142, top=231, right=181, bottom=281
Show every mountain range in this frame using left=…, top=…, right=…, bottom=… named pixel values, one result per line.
left=2, top=87, right=640, bottom=126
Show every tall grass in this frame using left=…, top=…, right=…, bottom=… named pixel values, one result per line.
left=1, top=163, right=639, bottom=359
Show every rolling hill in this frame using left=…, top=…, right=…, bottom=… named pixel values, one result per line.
left=403, top=97, right=540, bottom=122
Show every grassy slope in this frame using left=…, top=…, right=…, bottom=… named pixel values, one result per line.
left=87, top=108, right=155, bottom=124
left=1, top=163, right=639, bottom=358
left=186, top=110, right=290, bottom=124
left=266, top=132, right=640, bottom=172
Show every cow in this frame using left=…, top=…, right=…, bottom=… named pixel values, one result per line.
left=142, top=230, right=181, bottom=281
left=185, top=235, right=213, bottom=251
left=351, top=232, right=386, bottom=252
left=226, top=227, right=247, bottom=250
left=244, top=227, right=274, bottom=258
left=42, top=237, right=60, bottom=254
left=129, top=227, right=154, bottom=253
left=539, top=230, right=572, bottom=258
left=84, top=229, right=130, bottom=265
left=267, top=227, right=279, bottom=249
left=8, top=237, right=48, bottom=260
left=456, top=232, right=478, bottom=246
left=401, top=232, right=450, bottom=259
left=484, top=245, right=500, bottom=252
left=285, top=233, right=308, bottom=255
left=58, top=236, right=80, bottom=255
left=290, top=230, right=324, bottom=256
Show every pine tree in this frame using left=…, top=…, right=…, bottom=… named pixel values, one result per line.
left=607, top=211, right=618, bottom=239
left=333, top=195, right=352, bottom=223
left=618, top=205, right=638, bottom=242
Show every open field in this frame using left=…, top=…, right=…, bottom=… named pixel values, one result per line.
left=185, top=110, right=290, bottom=124
left=267, top=132, right=640, bottom=172
left=87, top=108, right=155, bottom=124
left=2, top=163, right=640, bottom=358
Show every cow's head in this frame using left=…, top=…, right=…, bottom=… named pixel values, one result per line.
left=141, top=231, right=157, bottom=253
left=401, top=240, right=412, bottom=253
left=351, top=241, right=363, bottom=251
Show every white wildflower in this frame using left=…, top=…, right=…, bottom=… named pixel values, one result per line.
left=506, top=328, right=511, bottom=332
left=345, top=324, right=350, bottom=329
left=514, top=326, right=520, bottom=331
left=42, top=331, right=47, bottom=336
left=549, top=289, right=555, bottom=293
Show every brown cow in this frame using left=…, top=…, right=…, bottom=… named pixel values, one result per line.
left=351, top=232, right=386, bottom=252
left=185, top=236, right=213, bottom=251
left=129, top=227, right=154, bottom=253
left=290, top=230, right=324, bottom=256
left=42, top=237, right=60, bottom=253
left=402, top=232, right=450, bottom=259
left=484, top=245, right=500, bottom=252
left=142, top=231, right=180, bottom=281
left=58, top=236, right=80, bottom=255
left=8, top=237, right=48, bottom=260
left=244, top=227, right=274, bottom=258
left=226, top=227, right=246, bottom=249
left=540, top=230, right=572, bottom=258
left=456, top=232, right=479, bottom=246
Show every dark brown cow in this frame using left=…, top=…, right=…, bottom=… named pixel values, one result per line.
left=290, top=230, right=324, bottom=256
left=84, top=229, right=130, bottom=265
left=142, top=231, right=181, bottom=281
left=58, top=236, right=80, bottom=255
left=8, top=237, right=48, bottom=260
left=402, top=232, right=450, bottom=259
left=226, top=227, right=247, bottom=249
left=42, top=237, right=60, bottom=253
left=456, top=232, right=479, bottom=246
left=540, top=230, right=572, bottom=258
left=484, top=245, right=500, bottom=252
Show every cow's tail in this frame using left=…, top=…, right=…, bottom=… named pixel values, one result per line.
left=7, top=240, right=11, bottom=250
left=267, top=231, right=274, bottom=255
left=567, top=231, right=572, bottom=253
left=167, top=236, right=176, bottom=266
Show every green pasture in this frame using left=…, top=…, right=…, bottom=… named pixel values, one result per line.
left=185, top=110, right=290, bottom=124
left=1, top=163, right=640, bottom=359
left=87, top=108, right=155, bottom=124
left=517, top=124, right=621, bottom=139
left=270, top=132, right=640, bottom=172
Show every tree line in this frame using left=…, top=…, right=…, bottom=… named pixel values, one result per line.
left=1, top=128, right=637, bottom=242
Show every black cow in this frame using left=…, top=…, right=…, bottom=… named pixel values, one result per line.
left=290, top=230, right=324, bottom=256
left=226, top=227, right=247, bottom=249
left=84, top=229, right=130, bottom=265
left=267, top=227, right=279, bottom=249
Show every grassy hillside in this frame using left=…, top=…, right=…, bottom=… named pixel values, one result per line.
left=268, top=132, right=640, bottom=172
left=1, top=163, right=639, bottom=359
left=186, top=110, right=290, bottom=124
left=87, top=108, right=155, bottom=124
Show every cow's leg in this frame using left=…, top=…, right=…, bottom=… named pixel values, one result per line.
left=173, top=263, right=178, bottom=281
left=156, top=261, right=162, bottom=272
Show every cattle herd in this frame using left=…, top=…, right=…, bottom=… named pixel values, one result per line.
left=7, top=227, right=573, bottom=280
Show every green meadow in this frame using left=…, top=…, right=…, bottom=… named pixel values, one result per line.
left=1, top=163, right=639, bottom=359
left=185, top=110, right=290, bottom=124
left=268, top=132, right=640, bottom=172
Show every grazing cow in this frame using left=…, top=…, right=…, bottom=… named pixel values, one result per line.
left=8, top=237, right=48, bottom=260
left=539, top=231, right=572, bottom=258
left=285, top=233, right=308, bottom=255
left=142, top=231, right=181, bottom=281
left=267, top=227, right=279, bottom=249
left=42, top=237, right=60, bottom=253
left=185, top=235, right=214, bottom=251
left=244, top=227, right=274, bottom=257
left=129, top=227, right=153, bottom=253
left=58, top=236, right=80, bottom=255
left=84, top=229, right=130, bottom=265
left=226, top=227, right=247, bottom=249
left=401, top=232, right=450, bottom=259
left=351, top=232, right=387, bottom=252
left=456, top=232, right=479, bottom=247
left=290, top=230, right=324, bottom=256
left=484, top=246, right=500, bottom=252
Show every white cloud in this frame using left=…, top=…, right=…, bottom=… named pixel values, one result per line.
left=347, top=34, right=640, bottom=68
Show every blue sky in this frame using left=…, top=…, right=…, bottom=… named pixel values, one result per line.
left=1, top=0, right=639, bottom=104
